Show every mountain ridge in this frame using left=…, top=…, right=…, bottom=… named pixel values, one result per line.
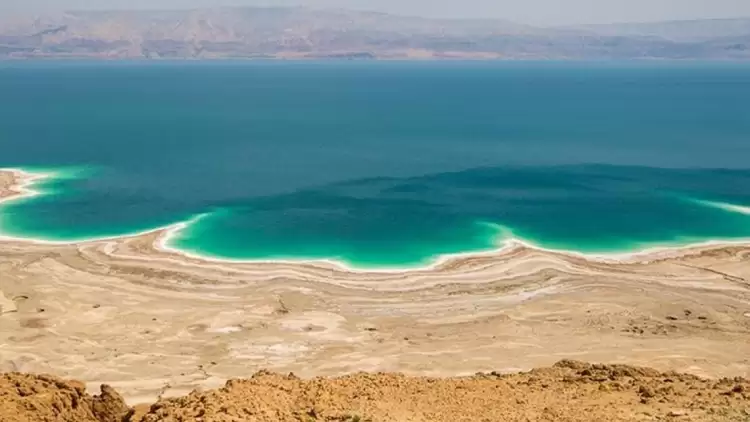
left=1, top=7, right=749, bottom=59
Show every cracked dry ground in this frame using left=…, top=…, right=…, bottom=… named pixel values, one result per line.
left=1, top=361, right=749, bottom=422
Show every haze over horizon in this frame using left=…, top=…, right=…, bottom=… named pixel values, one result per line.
left=3, top=0, right=750, bottom=26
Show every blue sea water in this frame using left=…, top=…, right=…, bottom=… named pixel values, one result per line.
left=1, top=61, right=750, bottom=267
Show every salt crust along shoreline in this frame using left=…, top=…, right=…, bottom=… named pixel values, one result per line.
left=1, top=167, right=750, bottom=273
left=1, top=167, right=749, bottom=405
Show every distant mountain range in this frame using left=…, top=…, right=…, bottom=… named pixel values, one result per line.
left=1, top=7, right=749, bottom=59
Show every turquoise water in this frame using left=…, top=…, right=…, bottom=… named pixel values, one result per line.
left=1, top=61, right=750, bottom=267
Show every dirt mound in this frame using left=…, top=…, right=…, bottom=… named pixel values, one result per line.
left=2, top=361, right=749, bottom=422
left=0, top=373, right=129, bottom=422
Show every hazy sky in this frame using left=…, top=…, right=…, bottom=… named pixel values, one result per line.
left=3, top=0, right=750, bottom=26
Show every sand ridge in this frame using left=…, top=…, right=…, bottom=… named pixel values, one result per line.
left=0, top=169, right=749, bottom=405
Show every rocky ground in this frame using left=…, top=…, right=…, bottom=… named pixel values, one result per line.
left=2, top=361, right=749, bottom=422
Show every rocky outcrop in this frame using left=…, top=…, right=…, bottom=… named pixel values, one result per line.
left=0, top=373, right=128, bottom=422
left=2, top=361, right=748, bottom=422
left=91, top=385, right=131, bottom=422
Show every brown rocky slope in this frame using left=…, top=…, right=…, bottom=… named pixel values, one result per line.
left=2, top=361, right=749, bottom=422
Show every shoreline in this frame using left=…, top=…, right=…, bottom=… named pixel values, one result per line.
left=1, top=166, right=749, bottom=402
left=2, top=166, right=750, bottom=273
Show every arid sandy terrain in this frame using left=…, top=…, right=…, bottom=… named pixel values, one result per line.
left=1, top=169, right=750, bottom=419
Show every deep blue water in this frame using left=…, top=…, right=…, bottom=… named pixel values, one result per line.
left=1, top=61, right=750, bottom=267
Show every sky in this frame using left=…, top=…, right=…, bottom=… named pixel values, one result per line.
left=2, top=0, right=750, bottom=26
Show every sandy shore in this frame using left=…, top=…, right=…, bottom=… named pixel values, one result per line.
left=0, top=168, right=749, bottom=405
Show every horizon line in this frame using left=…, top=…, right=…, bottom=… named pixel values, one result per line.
left=4, top=5, right=750, bottom=29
